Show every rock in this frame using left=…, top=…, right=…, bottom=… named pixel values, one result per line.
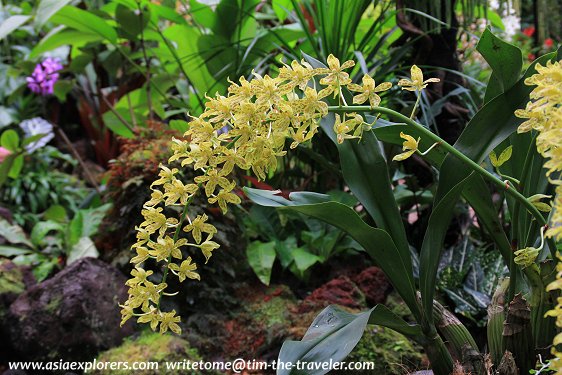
left=0, top=259, right=35, bottom=317
left=298, top=276, right=365, bottom=313
left=94, top=332, right=207, bottom=375
left=352, top=266, right=391, bottom=305
left=0, top=260, right=35, bottom=361
left=7, top=257, right=133, bottom=361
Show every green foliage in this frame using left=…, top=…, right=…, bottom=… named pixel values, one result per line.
left=242, top=194, right=362, bottom=283
left=0, top=146, right=90, bottom=227
left=244, top=30, right=561, bottom=374
left=0, top=203, right=110, bottom=281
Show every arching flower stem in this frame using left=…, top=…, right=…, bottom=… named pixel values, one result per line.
left=328, top=105, right=554, bottom=256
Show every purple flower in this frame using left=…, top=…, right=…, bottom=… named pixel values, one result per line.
left=26, top=58, right=63, bottom=96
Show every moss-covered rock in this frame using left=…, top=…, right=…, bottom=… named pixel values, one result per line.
left=0, top=259, right=35, bottom=362
left=336, top=326, right=424, bottom=375
left=94, top=331, right=207, bottom=375
left=0, top=260, right=26, bottom=296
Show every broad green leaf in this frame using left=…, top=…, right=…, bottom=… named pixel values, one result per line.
left=115, top=4, right=150, bottom=39
left=30, top=221, right=64, bottom=246
left=291, top=247, right=320, bottom=275
left=169, top=119, right=189, bottom=133
left=44, top=204, right=67, bottom=222
left=0, top=15, right=31, bottom=40
left=67, top=237, right=99, bottom=264
left=35, top=0, right=72, bottom=27
left=0, top=154, right=18, bottom=186
left=50, top=6, right=118, bottom=43
left=67, top=204, right=111, bottom=247
left=190, top=0, right=216, bottom=29
left=489, top=149, right=499, bottom=167
left=277, top=304, right=421, bottom=375
left=276, top=237, right=298, bottom=268
left=53, top=80, right=74, bottom=102
left=32, top=256, right=59, bottom=282
left=1, top=129, right=20, bottom=151
left=102, top=109, right=135, bottom=138
left=272, top=0, right=294, bottom=22
left=68, top=211, right=84, bottom=246
left=245, top=188, right=419, bottom=318
left=246, top=241, right=276, bottom=285
left=31, top=28, right=104, bottom=58
left=8, top=154, right=23, bottom=179
left=148, top=3, right=187, bottom=25
left=497, top=145, right=513, bottom=167
left=477, top=28, right=522, bottom=103
left=0, top=246, right=34, bottom=257
left=0, top=218, right=34, bottom=248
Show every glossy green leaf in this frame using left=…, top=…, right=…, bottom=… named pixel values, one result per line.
left=67, top=237, right=99, bottom=264
left=0, top=246, right=34, bottom=257
left=31, top=28, right=103, bottom=58
left=68, top=211, right=84, bottom=246
left=291, top=248, right=321, bottom=276
left=436, top=52, right=556, bottom=204
left=44, top=204, right=67, bottom=222
left=30, top=221, right=64, bottom=247
left=246, top=241, right=276, bottom=285
left=50, top=6, right=117, bottom=44
left=320, top=114, right=411, bottom=260
left=116, top=4, right=150, bottom=39
left=8, top=154, right=23, bottom=179
left=420, top=51, right=557, bottom=325
left=272, top=0, right=294, bottom=22
left=35, top=0, right=72, bottom=27
left=169, top=119, right=189, bottom=133
left=477, top=28, right=522, bottom=103
left=277, top=304, right=421, bottom=375
left=0, top=15, right=31, bottom=40
left=1, top=129, right=20, bottom=151
left=419, top=174, right=475, bottom=321
left=244, top=188, right=419, bottom=317
left=0, top=218, right=34, bottom=248
left=0, top=153, right=17, bottom=186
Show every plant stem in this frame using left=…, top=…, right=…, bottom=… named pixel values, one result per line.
left=327, top=105, right=549, bottom=238
left=410, top=92, right=421, bottom=119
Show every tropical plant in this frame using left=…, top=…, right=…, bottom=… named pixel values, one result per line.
left=243, top=193, right=361, bottom=284
left=0, top=203, right=111, bottom=281
left=118, top=26, right=561, bottom=374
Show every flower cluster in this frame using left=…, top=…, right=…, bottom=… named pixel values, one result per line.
left=122, top=54, right=395, bottom=333
left=515, top=60, right=562, bottom=240
left=26, top=58, right=63, bottom=96
left=518, top=59, right=562, bottom=371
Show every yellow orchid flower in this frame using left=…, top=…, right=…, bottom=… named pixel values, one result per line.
left=392, top=132, right=420, bottom=161
left=348, top=74, right=392, bottom=107
left=398, top=65, right=440, bottom=92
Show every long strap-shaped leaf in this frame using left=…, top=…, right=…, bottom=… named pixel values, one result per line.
left=420, top=45, right=557, bottom=325
left=276, top=304, right=422, bottom=375
left=319, top=114, right=413, bottom=265
left=244, top=188, right=420, bottom=317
